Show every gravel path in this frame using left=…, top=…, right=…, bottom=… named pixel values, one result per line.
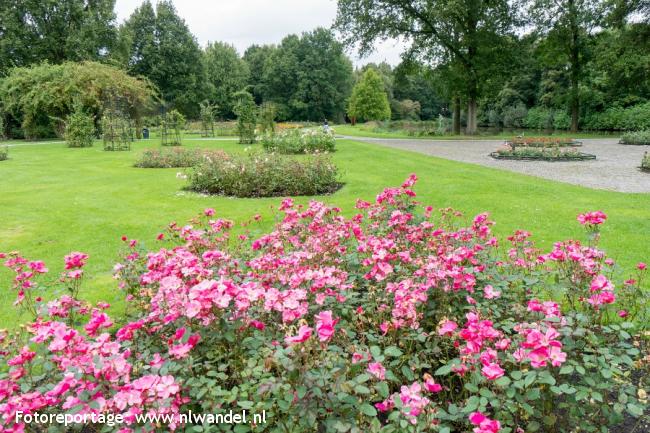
left=343, top=136, right=650, bottom=193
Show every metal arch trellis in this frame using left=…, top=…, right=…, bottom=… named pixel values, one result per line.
left=101, top=95, right=134, bottom=151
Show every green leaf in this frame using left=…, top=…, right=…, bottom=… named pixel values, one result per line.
left=559, top=365, right=574, bottom=375
left=375, top=381, right=389, bottom=398
left=495, top=376, right=511, bottom=387
left=360, top=403, right=377, bottom=417
left=435, top=364, right=452, bottom=376
left=385, top=346, right=403, bottom=357
left=237, top=400, right=254, bottom=410
left=627, top=403, right=644, bottom=417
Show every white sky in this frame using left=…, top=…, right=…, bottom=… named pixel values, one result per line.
left=114, top=0, right=406, bottom=67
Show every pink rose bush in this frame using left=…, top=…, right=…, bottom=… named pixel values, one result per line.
left=0, top=176, right=647, bottom=432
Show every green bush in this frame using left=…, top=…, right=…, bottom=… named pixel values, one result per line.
left=502, top=104, right=528, bottom=128
left=582, top=102, right=650, bottom=131
left=0, top=62, right=154, bottom=139
left=64, top=107, right=95, bottom=148
left=261, top=129, right=336, bottom=154
left=186, top=150, right=341, bottom=197
left=0, top=146, right=8, bottom=161
left=620, top=130, right=650, bottom=145
left=493, top=146, right=595, bottom=160
left=134, top=148, right=227, bottom=168
left=642, top=152, right=650, bottom=171
left=233, top=90, right=257, bottom=144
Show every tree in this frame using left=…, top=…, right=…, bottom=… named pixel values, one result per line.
left=243, top=44, right=277, bottom=104
left=335, top=0, right=515, bottom=134
left=347, top=69, right=391, bottom=122
left=203, top=42, right=250, bottom=119
left=0, top=62, right=154, bottom=139
left=257, top=28, right=354, bottom=121
left=233, top=90, right=257, bottom=144
left=119, top=0, right=205, bottom=117
left=527, top=0, right=607, bottom=132
left=0, top=0, right=117, bottom=75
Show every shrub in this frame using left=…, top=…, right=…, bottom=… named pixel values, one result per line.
left=161, top=110, right=185, bottom=147
left=261, top=129, right=336, bottom=154
left=64, top=106, right=95, bottom=148
left=0, top=62, right=154, bottom=139
left=0, top=178, right=646, bottom=432
left=620, top=130, right=650, bottom=145
left=0, top=146, right=8, bottom=161
left=582, top=102, right=650, bottom=131
left=233, top=90, right=257, bottom=144
left=186, top=150, right=340, bottom=197
left=502, top=104, right=528, bottom=128
left=134, top=148, right=228, bottom=168
left=492, top=146, right=595, bottom=160
left=642, top=152, right=650, bottom=171
left=258, top=102, right=278, bottom=134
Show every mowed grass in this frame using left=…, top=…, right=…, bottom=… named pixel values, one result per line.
left=0, top=136, right=648, bottom=325
left=333, top=123, right=620, bottom=140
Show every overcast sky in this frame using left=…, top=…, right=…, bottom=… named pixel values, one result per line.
left=114, top=0, right=406, bottom=67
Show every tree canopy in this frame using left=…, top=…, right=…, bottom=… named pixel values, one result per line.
left=347, top=68, right=391, bottom=122
left=0, top=61, right=155, bottom=138
left=0, top=0, right=117, bottom=76
left=118, top=0, right=205, bottom=117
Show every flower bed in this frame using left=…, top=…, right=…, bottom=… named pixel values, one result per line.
left=134, top=148, right=227, bottom=168
left=506, top=136, right=582, bottom=147
left=491, top=146, right=596, bottom=161
left=0, top=146, right=8, bottom=161
left=620, top=130, right=650, bottom=145
left=0, top=177, right=646, bottom=432
left=186, top=150, right=341, bottom=197
left=260, top=129, right=336, bottom=154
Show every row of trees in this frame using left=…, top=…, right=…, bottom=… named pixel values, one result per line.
left=0, top=0, right=648, bottom=134
left=336, top=0, right=649, bottom=133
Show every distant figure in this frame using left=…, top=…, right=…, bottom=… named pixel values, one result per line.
left=323, top=120, right=330, bottom=133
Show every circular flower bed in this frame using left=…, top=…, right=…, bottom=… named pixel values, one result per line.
left=490, top=147, right=596, bottom=161
left=260, top=129, right=336, bottom=154
left=0, top=176, right=646, bottom=432
left=186, top=150, right=341, bottom=197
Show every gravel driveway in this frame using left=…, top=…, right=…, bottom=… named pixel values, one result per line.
left=344, top=137, right=650, bottom=193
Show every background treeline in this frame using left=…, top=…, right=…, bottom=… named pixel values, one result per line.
left=0, top=0, right=648, bottom=138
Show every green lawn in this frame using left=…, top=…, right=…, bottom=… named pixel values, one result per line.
left=333, top=123, right=621, bottom=140
left=1, top=136, right=648, bottom=325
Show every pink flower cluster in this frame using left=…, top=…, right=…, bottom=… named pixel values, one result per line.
left=577, top=210, right=607, bottom=226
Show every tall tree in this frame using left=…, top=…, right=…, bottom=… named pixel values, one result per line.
left=203, top=42, right=250, bottom=119
left=243, top=44, right=277, bottom=104
left=527, top=0, right=607, bottom=132
left=0, top=0, right=117, bottom=75
left=335, top=0, right=515, bottom=134
left=119, top=0, right=205, bottom=117
left=259, top=28, right=354, bottom=121
left=347, top=68, right=391, bottom=122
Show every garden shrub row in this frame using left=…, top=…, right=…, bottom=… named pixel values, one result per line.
left=0, top=178, right=646, bottom=432
left=134, top=148, right=228, bottom=168
left=260, top=129, right=335, bottom=154
left=620, top=130, right=650, bottom=145
left=186, top=150, right=340, bottom=197
left=491, top=146, right=596, bottom=161
left=0, top=146, right=8, bottom=161
left=582, top=102, right=650, bottom=131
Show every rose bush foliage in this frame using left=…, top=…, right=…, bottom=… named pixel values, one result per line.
left=1, top=176, right=647, bottom=433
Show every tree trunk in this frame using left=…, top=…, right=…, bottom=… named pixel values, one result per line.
left=466, top=98, right=478, bottom=135
left=453, top=97, right=461, bottom=135
left=569, top=0, right=580, bottom=133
